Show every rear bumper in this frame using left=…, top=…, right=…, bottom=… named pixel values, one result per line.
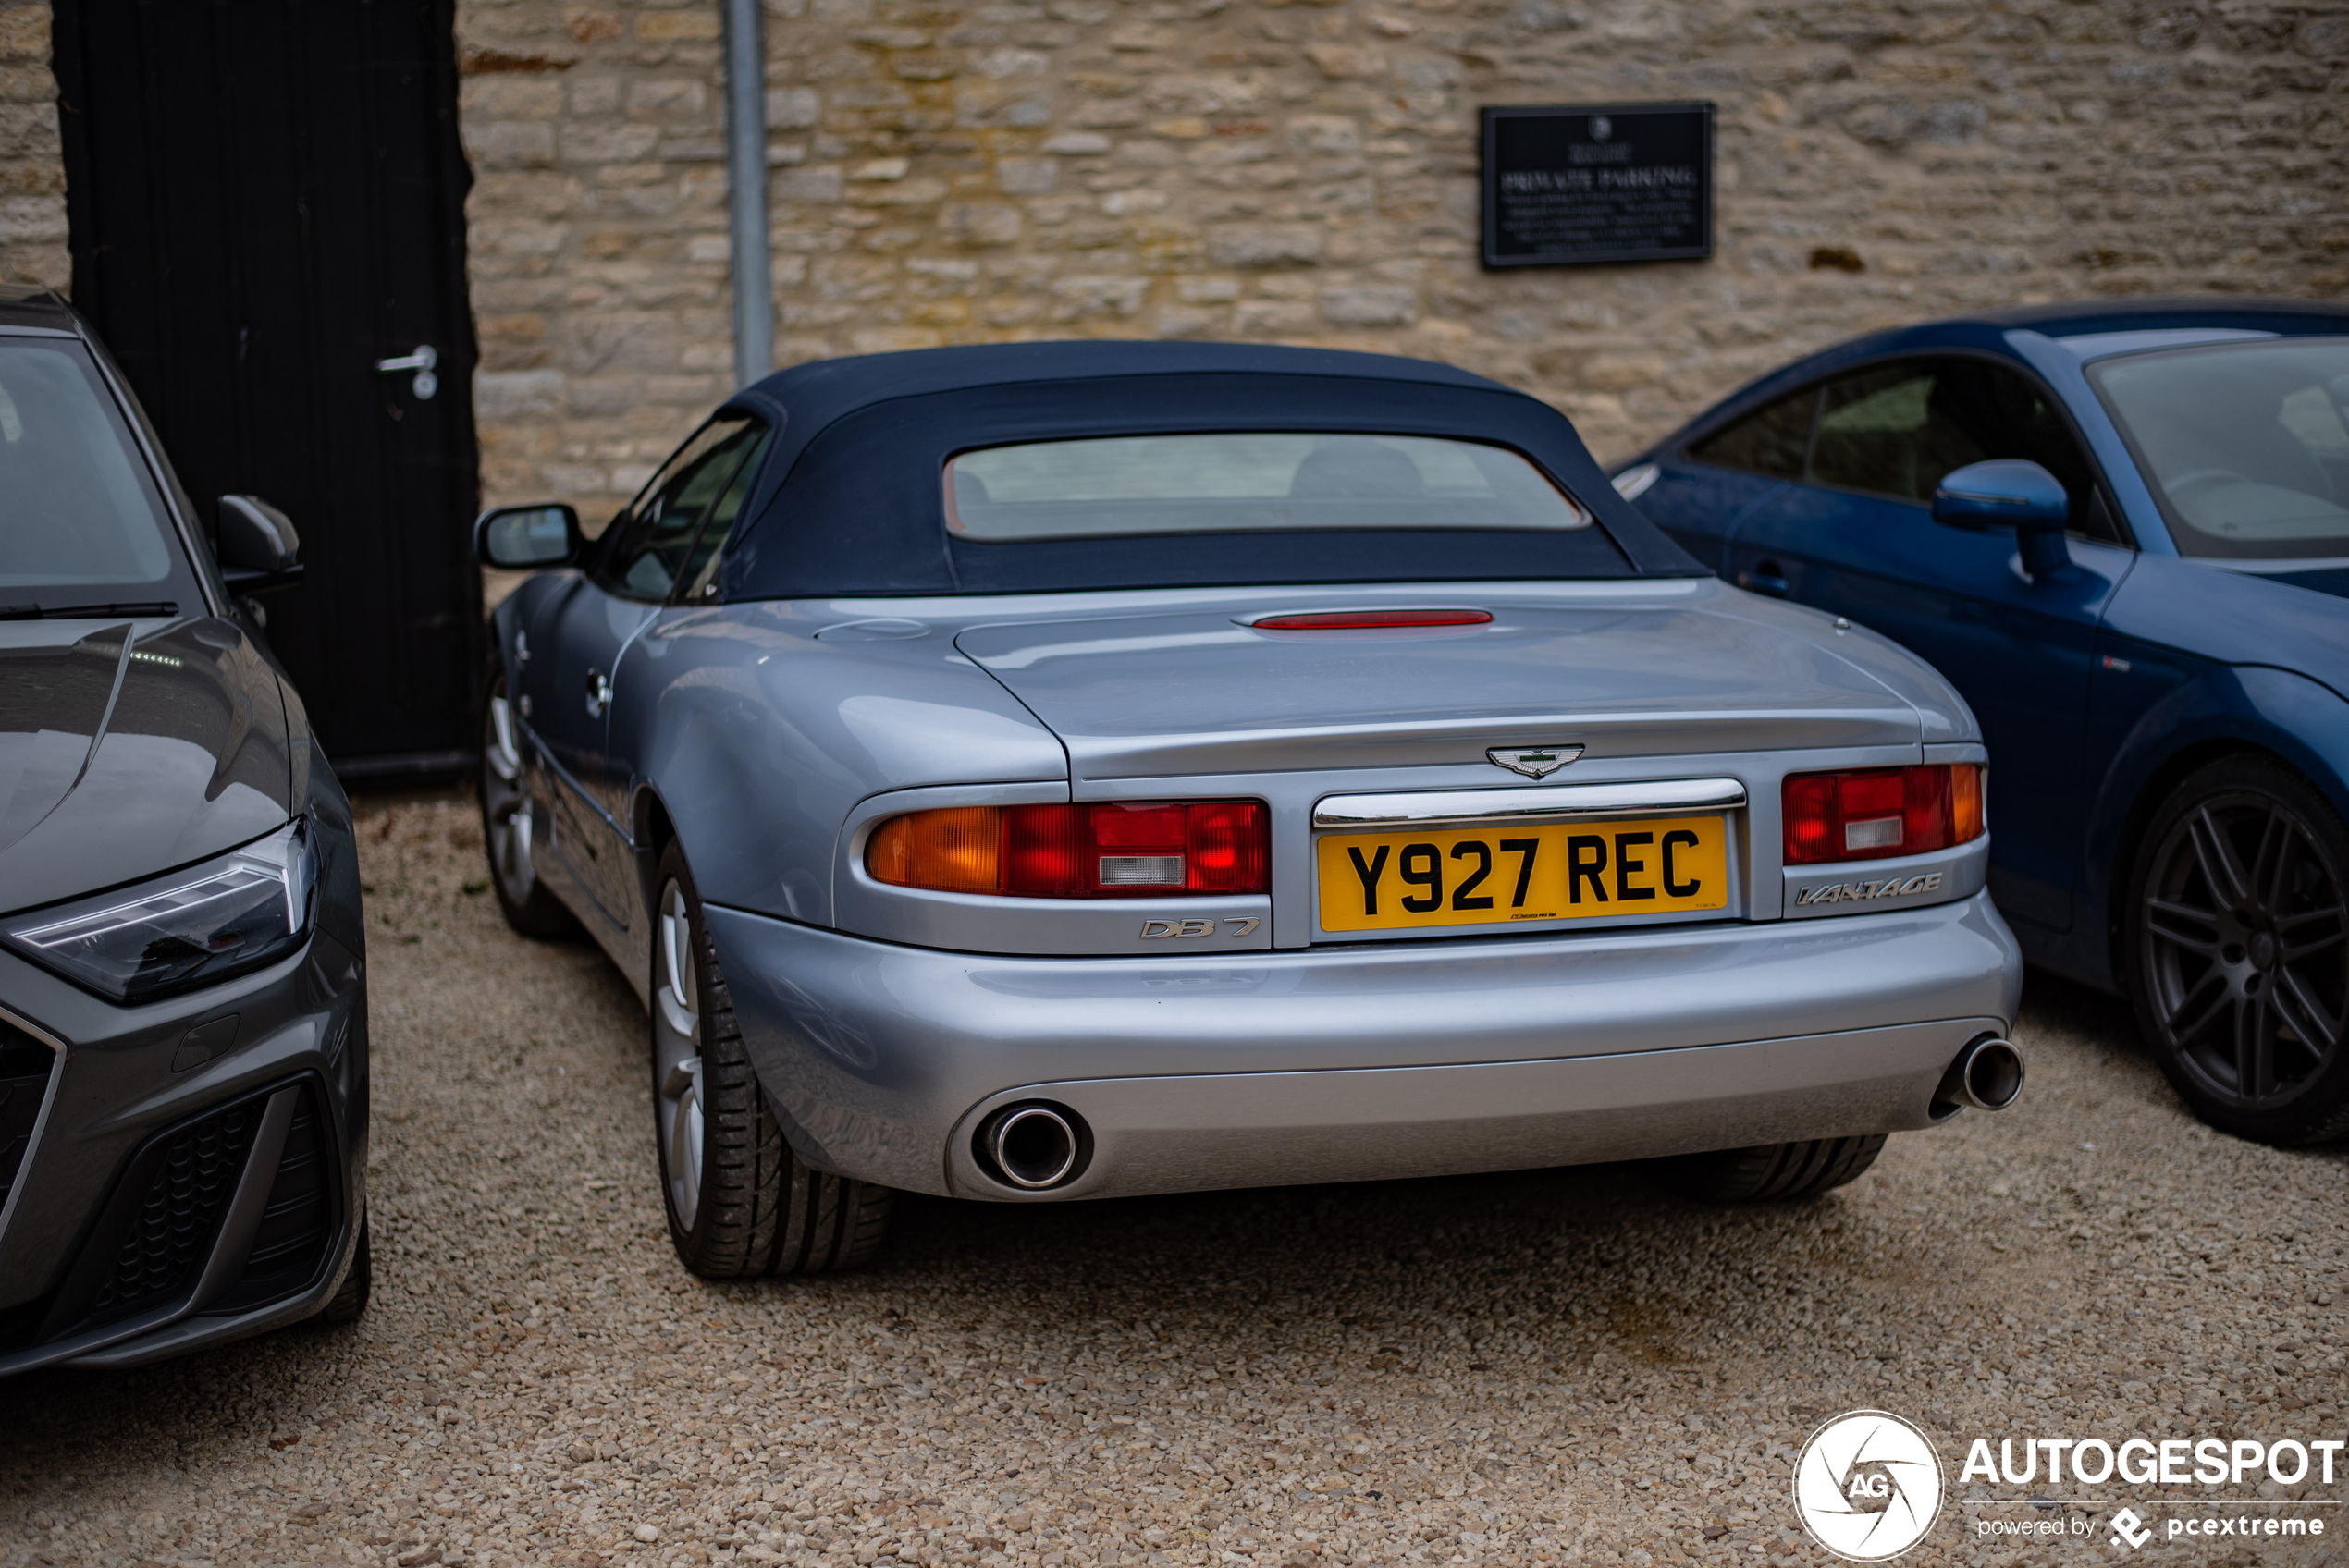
left=706, top=888, right=2022, bottom=1200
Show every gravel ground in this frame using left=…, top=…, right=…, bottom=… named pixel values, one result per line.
left=4, top=787, right=2345, bottom=1568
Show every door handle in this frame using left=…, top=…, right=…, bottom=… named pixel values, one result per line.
left=374, top=344, right=438, bottom=400
left=585, top=668, right=611, bottom=717
left=1737, top=558, right=1790, bottom=596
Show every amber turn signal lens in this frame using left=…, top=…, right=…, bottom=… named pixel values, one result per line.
left=867, top=801, right=1270, bottom=898
left=1951, top=762, right=1986, bottom=845
left=866, top=805, right=1001, bottom=893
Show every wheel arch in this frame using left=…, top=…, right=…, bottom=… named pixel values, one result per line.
left=2088, top=665, right=2349, bottom=989
left=633, top=785, right=678, bottom=922
left=485, top=575, right=548, bottom=694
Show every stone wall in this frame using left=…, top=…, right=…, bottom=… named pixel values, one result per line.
left=453, top=0, right=2349, bottom=522
left=0, top=2, right=64, bottom=289
left=457, top=5, right=741, bottom=526
left=8, top=1, right=2347, bottom=518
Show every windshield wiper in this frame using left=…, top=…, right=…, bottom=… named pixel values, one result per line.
left=0, top=601, right=179, bottom=620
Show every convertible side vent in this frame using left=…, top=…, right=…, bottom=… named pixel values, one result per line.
left=0, top=1021, right=57, bottom=1213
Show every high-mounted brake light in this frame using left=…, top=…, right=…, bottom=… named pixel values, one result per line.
left=1783, top=765, right=1985, bottom=865
left=867, top=801, right=1269, bottom=897
left=1249, top=608, right=1493, bottom=631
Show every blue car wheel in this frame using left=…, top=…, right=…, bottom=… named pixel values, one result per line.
left=2128, top=755, right=2349, bottom=1145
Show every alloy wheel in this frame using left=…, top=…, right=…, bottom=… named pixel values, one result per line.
left=482, top=684, right=538, bottom=906
left=2139, top=788, right=2346, bottom=1111
left=654, top=878, right=706, bottom=1229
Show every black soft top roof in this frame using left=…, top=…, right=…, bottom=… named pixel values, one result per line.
left=713, top=340, right=1702, bottom=600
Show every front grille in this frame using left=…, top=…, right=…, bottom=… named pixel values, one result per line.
left=85, top=1096, right=262, bottom=1322
left=0, top=1020, right=57, bottom=1213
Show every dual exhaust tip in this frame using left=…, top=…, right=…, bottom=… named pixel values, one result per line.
left=978, top=1102, right=1090, bottom=1190
left=1935, top=1034, right=2025, bottom=1117
left=974, top=1040, right=2023, bottom=1189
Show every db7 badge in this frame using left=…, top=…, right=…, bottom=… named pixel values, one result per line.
left=1141, top=918, right=1261, bottom=937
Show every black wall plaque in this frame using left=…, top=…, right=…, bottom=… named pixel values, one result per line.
left=1481, top=102, right=1714, bottom=268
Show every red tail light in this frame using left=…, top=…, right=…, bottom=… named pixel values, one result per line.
left=1250, top=608, right=1492, bottom=631
left=869, top=801, right=1268, bottom=897
left=1783, top=765, right=1986, bottom=865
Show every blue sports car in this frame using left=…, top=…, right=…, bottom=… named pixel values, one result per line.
left=1618, top=298, right=2349, bottom=1145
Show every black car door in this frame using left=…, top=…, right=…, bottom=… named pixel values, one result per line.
left=1720, top=355, right=2136, bottom=935
left=522, top=414, right=768, bottom=933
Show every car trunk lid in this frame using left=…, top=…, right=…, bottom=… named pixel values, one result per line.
left=954, top=596, right=1923, bottom=780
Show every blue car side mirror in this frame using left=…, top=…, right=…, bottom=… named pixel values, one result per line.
left=1933, top=459, right=2072, bottom=576
left=475, top=503, right=583, bottom=570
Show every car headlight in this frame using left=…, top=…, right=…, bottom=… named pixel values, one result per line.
left=1, top=819, right=318, bottom=1004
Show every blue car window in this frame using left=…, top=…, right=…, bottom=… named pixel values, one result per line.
left=595, top=415, right=766, bottom=601
left=1806, top=358, right=2113, bottom=541
left=1688, top=386, right=1817, bottom=479
left=1811, top=364, right=1989, bottom=501
left=2090, top=337, right=2349, bottom=561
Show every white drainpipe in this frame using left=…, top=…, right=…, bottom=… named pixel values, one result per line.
left=722, top=0, right=774, bottom=387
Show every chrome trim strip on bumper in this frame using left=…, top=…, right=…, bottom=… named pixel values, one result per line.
left=1312, top=776, right=1749, bottom=829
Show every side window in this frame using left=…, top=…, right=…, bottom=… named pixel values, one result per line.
left=675, top=425, right=774, bottom=602
left=594, top=415, right=768, bottom=600
left=1808, top=358, right=2117, bottom=541
left=1688, top=386, right=1817, bottom=479
left=1809, top=363, right=1986, bottom=503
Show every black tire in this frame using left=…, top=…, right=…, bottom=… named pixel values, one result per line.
left=1655, top=1135, right=1888, bottom=1203
left=479, top=665, right=578, bottom=939
left=650, top=840, right=892, bottom=1278
left=317, top=1208, right=371, bottom=1324
left=2122, top=754, right=2349, bottom=1145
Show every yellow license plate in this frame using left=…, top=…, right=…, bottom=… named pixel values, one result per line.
left=1316, top=815, right=1729, bottom=932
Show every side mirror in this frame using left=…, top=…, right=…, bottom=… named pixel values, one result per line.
left=1932, top=459, right=2071, bottom=576
left=218, top=495, right=299, bottom=570
left=216, top=495, right=303, bottom=592
left=475, top=503, right=582, bottom=570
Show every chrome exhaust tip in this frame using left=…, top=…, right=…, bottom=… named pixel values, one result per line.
left=981, top=1103, right=1087, bottom=1190
left=1936, top=1035, right=2025, bottom=1114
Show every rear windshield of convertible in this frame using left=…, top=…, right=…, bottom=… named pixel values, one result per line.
left=944, top=434, right=1593, bottom=542
left=717, top=369, right=1687, bottom=597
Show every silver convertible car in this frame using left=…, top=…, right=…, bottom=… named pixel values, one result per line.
left=473, top=342, right=2025, bottom=1278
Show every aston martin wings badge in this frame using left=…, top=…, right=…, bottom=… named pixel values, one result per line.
left=1486, top=744, right=1583, bottom=779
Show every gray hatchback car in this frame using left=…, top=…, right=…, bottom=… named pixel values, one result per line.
left=474, top=341, right=2025, bottom=1279
left=0, top=287, right=369, bottom=1373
